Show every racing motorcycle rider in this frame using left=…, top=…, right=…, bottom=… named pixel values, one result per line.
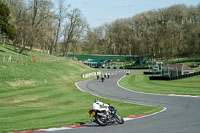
left=90, top=99, right=124, bottom=125
left=93, top=99, right=109, bottom=114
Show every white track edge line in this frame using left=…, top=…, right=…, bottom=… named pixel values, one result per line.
left=124, top=107, right=167, bottom=121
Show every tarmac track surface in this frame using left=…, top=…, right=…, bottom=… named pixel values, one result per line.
left=46, top=70, right=200, bottom=133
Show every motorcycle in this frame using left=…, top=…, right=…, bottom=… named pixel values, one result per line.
left=88, top=105, right=124, bottom=126
left=101, top=77, right=104, bottom=82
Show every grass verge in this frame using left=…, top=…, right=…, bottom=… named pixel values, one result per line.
left=119, top=70, right=200, bottom=96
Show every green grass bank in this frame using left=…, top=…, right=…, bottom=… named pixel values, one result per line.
left=0, top=45, right=162, bottom=132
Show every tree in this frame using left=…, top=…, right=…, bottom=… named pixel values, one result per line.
left=50, top=0, right=70, bottom=54
left=84, top=4, right=200, bottom=59
left=29, top=0, right=53, bottom=50
left=62, top=8, right=88, bottom=56
left=0, top=1, right=17, bottom=43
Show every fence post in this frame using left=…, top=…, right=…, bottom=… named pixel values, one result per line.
left=8, top=55, right=12, bottom=62
left=17, top=54, right=19, bottom=62
left=26, top=56, right=27, bottom=66
left=3, top=54, right=5, bottom=62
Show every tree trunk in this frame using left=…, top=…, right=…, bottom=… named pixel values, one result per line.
left=3, top=37, right=6, bottom=46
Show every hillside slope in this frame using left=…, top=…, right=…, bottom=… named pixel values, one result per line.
left=0, top=45, right=95, bottom=131
left=0, top=44, right=161, bottom=132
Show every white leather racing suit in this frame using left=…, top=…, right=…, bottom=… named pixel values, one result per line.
left=93, top=101, right=109, bottom=112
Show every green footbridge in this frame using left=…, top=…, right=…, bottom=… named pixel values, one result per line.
left=67, top=54, right=151, bottom=65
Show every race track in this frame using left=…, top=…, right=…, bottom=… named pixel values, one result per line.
left=46, top=70, right=200, bottom=133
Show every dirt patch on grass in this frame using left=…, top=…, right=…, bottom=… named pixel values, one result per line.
left=0, top=96, right=39, bottom=105
left=7, top=79, right=35, bottom=87
left=1, top=65, right=7, bottom=69
left=61, top=76, right=76, bottom=82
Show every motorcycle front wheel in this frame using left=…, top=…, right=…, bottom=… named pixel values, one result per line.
left=115, top=114, right=124, bottom=124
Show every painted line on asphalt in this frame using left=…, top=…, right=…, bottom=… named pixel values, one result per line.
left=12, top=114, right=159, bottom=133
left=75, top=78, right=102, bottom=98
left=124, top=114, right=148, bottom=121
left=117, top=75, right=168, bottom=97
left=167, top=94, right=200, bottom=98
left=13, top=130, right=46, bottom=133
left=41, top=127, right=73, bottom=132
left=75, top=78, right=95, bottom=93
left=64, top=125, right=88, bottom=128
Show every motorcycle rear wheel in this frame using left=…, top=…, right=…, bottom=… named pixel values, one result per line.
left=95, top=115, right=108, bottom=126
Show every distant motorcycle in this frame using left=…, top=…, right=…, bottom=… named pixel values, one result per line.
left=101, top=77, right=104, bottom=82
left=88, top=105, right=124, bottom=126
left=107, top=73, right=110, bottom=78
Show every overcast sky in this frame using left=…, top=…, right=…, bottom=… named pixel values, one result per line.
left=57, top=0, right=200, bottom=28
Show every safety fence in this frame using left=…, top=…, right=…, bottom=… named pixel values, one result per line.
left=82, top=71, right=101, bottom=78
left=0, top=54, right=67, bottom=64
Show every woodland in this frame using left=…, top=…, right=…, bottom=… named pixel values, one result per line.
left=0, top=0, right=200, bottom=59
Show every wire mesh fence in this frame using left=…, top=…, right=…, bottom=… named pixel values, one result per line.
left=0, top=53, right=68, bottom=65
